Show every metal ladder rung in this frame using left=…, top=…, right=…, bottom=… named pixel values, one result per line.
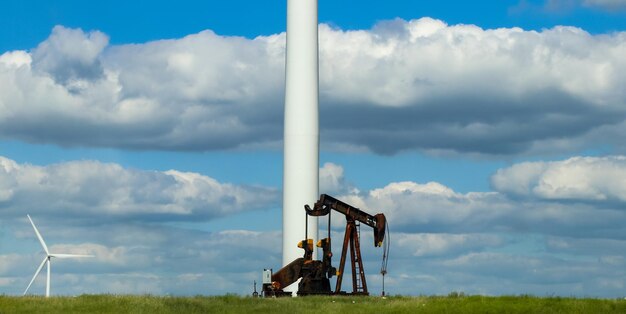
left=354, top=221, right=364, bottom=292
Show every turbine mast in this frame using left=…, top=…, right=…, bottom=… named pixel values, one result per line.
left=46, top=257, right=51, bottom=298
left=282, top=0, right=320, bottom=288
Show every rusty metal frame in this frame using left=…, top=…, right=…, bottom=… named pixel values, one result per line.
left=334, top=217, right=368, bottom=295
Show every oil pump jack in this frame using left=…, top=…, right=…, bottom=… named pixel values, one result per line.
left=262, top=194, right=388, bottom=296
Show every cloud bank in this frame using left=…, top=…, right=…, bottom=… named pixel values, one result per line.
left=0, top=156, right=279, bottom=220
left=492, top=155, right=626, bottom=202
left=335, top=156, right=626, bottom=296
left=1, top=20, right=625, bottom=155
left=1, top=155, right=625, bottom=297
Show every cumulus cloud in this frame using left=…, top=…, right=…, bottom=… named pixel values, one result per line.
left=0, top=26, right=285, bottom=151
left=0, top=156, right=279, bottom=220
left=336, top=160, right=626, bottom=238
left=0, top=20, right=625, bottom=155
left=32, top=26, right=108, bottom=87
left=320, top=19, right=626, bottom=155
left=492, top=156, right=626, bottom=202
left=338, top=181, right=514, bottom=233
left=319, top=162, right=358, bottom=195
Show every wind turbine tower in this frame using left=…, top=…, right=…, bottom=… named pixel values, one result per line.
left=282, top=0, right=319, bottom=284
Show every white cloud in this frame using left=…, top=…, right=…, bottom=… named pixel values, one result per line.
left=394, top=233, right=503, bottom=257
left=339, top=181, right=513, bottom=233
left=319, top=162, right=344, bottom=194
left=0, top=156, right=279, bottom=220
left=1, top=20, right=625, bottom=155
left=0, top=51, right=31, bottom=68
left=0, top=254, right=23, bottom=274
left=3, top=156, right=626, bottom=297
left=512, top=0, right=626, bottom=13
left=333, top=157, right=626, bottom=240
left=1, top=223, right=282, bottom=296
left=582, top=0, right=626, bottom=10
left=320, top=19, right=626, bottom=155
left=546, top=236, right=626, bottom=257
left=323, top=156, right=626, bottom=296
left=32, top=26, right=109, bottom=86
left=319, top=162, right=358, bottom=195
left=492, top=156, right=626, bottom=202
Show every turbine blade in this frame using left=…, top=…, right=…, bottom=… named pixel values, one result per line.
left=23, top=257, right=47, bottom=295
left=50, top=253, right=94, bottom=258
left=27, top=215, right=49, bottom=255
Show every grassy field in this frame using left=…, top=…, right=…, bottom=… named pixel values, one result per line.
left=1, top=294, right=625, bottom=313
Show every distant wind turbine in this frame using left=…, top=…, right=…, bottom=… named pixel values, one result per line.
left=23, top=214, right=94, bottom=297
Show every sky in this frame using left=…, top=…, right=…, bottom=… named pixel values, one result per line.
left=1, top=0, right=626, bottom=297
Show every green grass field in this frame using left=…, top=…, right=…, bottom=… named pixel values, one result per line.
left=1, top=294, right=625, bottom=313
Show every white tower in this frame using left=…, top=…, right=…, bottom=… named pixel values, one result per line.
left=282, top=0, right=319, bottom=281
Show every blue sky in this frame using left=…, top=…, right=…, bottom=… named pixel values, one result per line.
left=1, top=0, right=626, bottom=297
